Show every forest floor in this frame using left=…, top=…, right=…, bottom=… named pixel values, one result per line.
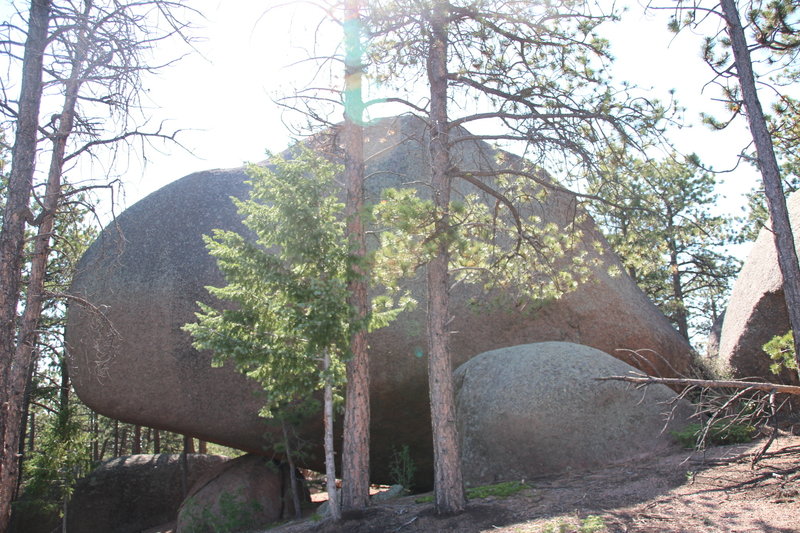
left=267, top=434, right=800, bottom=533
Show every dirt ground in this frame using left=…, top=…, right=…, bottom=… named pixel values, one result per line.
left=268, top=434, right=800, bottom=533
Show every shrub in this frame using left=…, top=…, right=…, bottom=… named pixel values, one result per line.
left=672, top=421, right=756, bottom=449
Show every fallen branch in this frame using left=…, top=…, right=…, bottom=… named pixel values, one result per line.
left=596, top=375, right=800, bottom=396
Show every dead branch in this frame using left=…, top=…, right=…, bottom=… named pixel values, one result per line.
left=596, top=374, right=800, bottom=396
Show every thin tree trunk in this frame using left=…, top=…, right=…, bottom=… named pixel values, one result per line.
left=153, top=429, right=161, bottom=455
left=667, top=215, right=689, bottom=341
left=183, top=435, right=195, bottom=454
left=426, top=0, right=465, bottom=515
left=132, top=425, right=141, bottom=455
left=15, top=357, right=37, bottom=500
left=281, top=421, right=302, bottom=520
left=341, top=0, right=371, bottom=513
left=323, top=350, right=340, bottom=520
left=198, top=440, right=207, bottom=454
left=91, top=413, right=99, bottom=461
left=114, top=420, right=120, bottom=457
left=27, top=412, right=34, bottom=453
left=119, top=427, right=129, bottom=456
left=720, top=0, right=800, bottom=379
left=0, top=3, right=51, bottom=529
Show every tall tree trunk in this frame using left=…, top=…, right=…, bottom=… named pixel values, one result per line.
left=426, top=0, right=465, bottom=515
left=153, top=429, right=161, bottom=455
left=323, top=350, right=340, bottom=520
left=341, top=0, right=371, bottom=513
left=0, top=3, right=52, bottom=529
left=1, top=11, right=87, bottom=526
left=198, top=440, right=207, bottom=454
left=720, top=0, right=800, bottom=379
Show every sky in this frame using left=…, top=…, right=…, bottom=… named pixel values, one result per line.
left=129, top=1, right=760, bottom=215
left=1, top=0, right=766, bottom=241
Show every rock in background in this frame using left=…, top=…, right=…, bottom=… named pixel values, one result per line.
left=66, top=115, right=692, bottom=487
left=455, top=342, right=694, bottom=486
left=709, top=192, right=800, bottom=385
left=176, top=455, right=308, bottom=532
left=66, top=454, right=228, bottom=533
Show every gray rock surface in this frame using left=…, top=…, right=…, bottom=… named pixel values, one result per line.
left=66, top=115, right=692, bottom=488
left=66, top=454, right=228, bottom=533
left=711, top=192, right=800, bottom=384
left=454, top=342, right=694, bottom=486
left=176, top=455, right=307, bottom=532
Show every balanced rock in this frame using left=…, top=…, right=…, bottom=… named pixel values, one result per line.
left=710, top=191, right=800, bottom=384
left=66, top=454, right=228, bottom=533
left=455, top=342, right=694, bottom=486
left=176, top=455, right=307, bottom=532
left=66, top=115, right=692, bottom=487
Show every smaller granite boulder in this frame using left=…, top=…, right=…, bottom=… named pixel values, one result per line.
left=454, top=342, right=694, bottom=486
left=714, top=191, right=800, bottom=385
left=66, top=454, right=228, bottom=533
left=176, top=455, right=309, bottom=532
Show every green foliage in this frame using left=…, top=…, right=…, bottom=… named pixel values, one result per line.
left=541, top=515, right=607, bottom=533
left=762, top=330, right=798, bottom=375
left=184, top=148, right=352, bottom=417
left=466, top=480, right=528, bottom=500
left=672, top=421, right=756, bottom=449
left=588, top=151, right=738, bottom=342
left=181, top=489, right=264, bottom=533
left=387, top=444, right=416, bottom=492
left=372, top=175, right=600, bottom=308
left=17, top=399, right=93, bottom=520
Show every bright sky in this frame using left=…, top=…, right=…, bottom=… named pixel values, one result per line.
left=1, top=0, right=766, bottom=239
left=130, top=1, right=759, bottom=213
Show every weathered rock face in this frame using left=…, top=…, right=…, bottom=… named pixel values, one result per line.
left=66, top=115, right=692, bottom=487
left=710, top=192, right=800, bottom=385
left=455, top=342, right=694, bottom=486
left=66, top=454, right=228, bottom=533
left=176, top=455, right=307, bottom=532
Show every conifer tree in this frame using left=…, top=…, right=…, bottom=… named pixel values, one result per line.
left=365, top=0, right=664, bottom=513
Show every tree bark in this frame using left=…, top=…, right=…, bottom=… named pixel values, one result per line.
left=341, top=0, right=371, bottom=513
left=720, top=0, right=800, bottom=379
left=1, top=9, right=87, bottom=526
left=323, top=350, right=340, bottom=520
left=0, top=3, right=51, bottom=530
left=426, top=0, right=465, bottom=515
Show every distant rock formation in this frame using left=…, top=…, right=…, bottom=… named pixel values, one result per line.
left=66, top=115, right=692, bottom=488
left=66, top=454, right=228, bottom=533
left=708, top=192, right=800, bottom=385
left=455, top=342, right=694, bottom=486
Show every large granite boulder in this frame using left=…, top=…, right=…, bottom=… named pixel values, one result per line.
left=455, top=342, right=694, bottom=486
left=709, top=192, right=800, bottom=385
left=66, top=115, right=692, bottom=487
left=176, top=455, right=308, bottom=532
left=66, top=454, right=228, bottom=533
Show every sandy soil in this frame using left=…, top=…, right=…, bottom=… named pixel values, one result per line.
left=268, top=435, right=800, bottom=533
